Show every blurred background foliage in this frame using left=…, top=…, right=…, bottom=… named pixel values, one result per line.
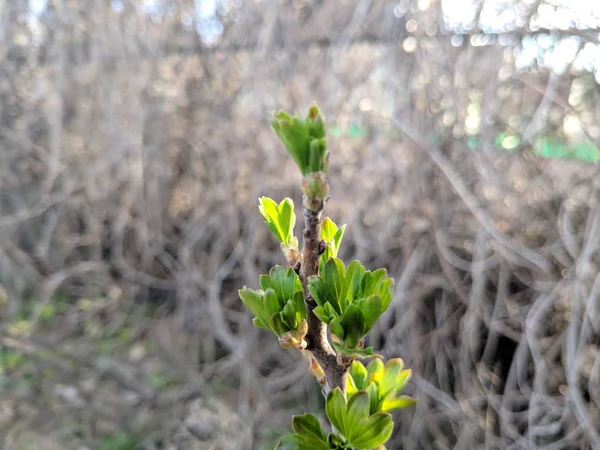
left=0, top=0, right=599, bottom=449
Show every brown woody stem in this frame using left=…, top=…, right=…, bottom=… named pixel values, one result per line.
left=300, top=195, right=348, bottom=394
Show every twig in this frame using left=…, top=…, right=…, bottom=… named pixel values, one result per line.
left=300, top=197, right=348, bottom=393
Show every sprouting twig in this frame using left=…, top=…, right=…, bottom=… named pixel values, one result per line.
left=299, top=197, right=348, bottom=393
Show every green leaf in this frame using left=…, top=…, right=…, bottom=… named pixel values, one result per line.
left=356, top=358, right=417, bottom=413
left=332, top=225, right=345, bottom=255
left=238, top=287, right=270, bottom=330
left=258, top=197, right=296, bottom=246
left=321, top=217, right=338, bottom=244
left=329, top=317, right=344, bottom=341
left=366, top=359, right=385, bottom=384
left=277, top=434, right=331, bottom=450
left=356, top=295, right=383, bottom=331
left=320, top=218, right=346, bottom=268
left=313, top=305, right=332, bottom=324
left=361, top=269, right=385, bottom=296
left=259, top=197, right=284, bottom=242
left=340, top=304, right=366, bottom=349
left=348, top=360, right=369, bottom=391
left=325, top=388, right=346, bottom=434
left=269, top=313, right=288, bottom=336
left=281, top=298, right=299, bottom=330
left=308, top=258, right=347, bottom=314
left=381, top=395, right=417, bottom=412
left=380, top=359, right=404, bottom=396
left=395, top=368, right=412, bottom=392
left=259, top=274, right=271, bottom=291
left=271, top=112, right=311, bottom=175
left=292, top=291, right=307, bottom=321
left=273, top=266, right=298, bottom=302
left=308, top=275, right=328, bottom=309
left=271, top=105, right=328, bottom=176
left=325, top=258, right=347, bottom=311
left=347, top=412, right=393, bottom=449
left=345, top=260, right=366, bottom=303
left=331, top=341, right=382, bottom=360
left=344, top=391, right=371, bottom=440
left=291, top=414, right=328, bottom=443
left=243, top=267, right=306, bottom=337
left=278, top=198, right=296, bottom=244
left=326, top=389, right=394, bottom=449
left=366, top=380, right=380, bottom=415
left=263, top=288, right=282, bottom=317
left=251, top=317, right=269, bottom=330
left=380, top=278, right=395, bottom=311
left=360, top=269, right=395, bottom=312
left=308, top=137, right=327, bottom=173
left=346, top=374, right=359, bottom=397
left=307, top=104, right=326, bottom=139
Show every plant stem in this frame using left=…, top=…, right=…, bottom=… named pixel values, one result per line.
left=300, top=196, right=348, bottom=394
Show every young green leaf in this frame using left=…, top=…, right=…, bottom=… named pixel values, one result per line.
left=381, top=395, right=417, bottom=412
left=263, top=288, right=282, bottom=318
left=258, top=197, right=296, bottom=247
left=271, top=105, right=329, bottom=177
left=340, top=304, right=366, bottom=349
left=345, top=260, right=366, bottom=303
left=395, top=368, right=412, bottom=393
left=366, top=380, right=380, bottom=415
left=238, top=287, right=270, bottom=330
left=281, top=300, right=297, bottom=330
left=348, top=358, right=417, bottom=414
left=359, top=269, right=395, bottom=311
left=348, top=360, right=369, bottom=392
left=320, top=218, right=346, bottom=269
left=239, top=266, right=307, bottom=341
left=324, top=258, right=347, bottom=308
left=307, top=104, right=326, bottom=139
left=308, top=258, right=347, bottom=314
left=259, top=196, right=282, bottom=239
left=278, top=199, right=295, bottom=244
left=346, top=411, right=393, bottom=449
left=292, top=291, right=307, bottom=321
left=331, top=341, right=382, bottom=360
left=277, top=434, right=331, bottom=450
left=308, top=137, right=327, bottom=173
left=344, top=391, right=371, bottom=439
left=366, top=359, right=385, bottom=384
left=269, top=313, right=288, bottom=336
left=260, top=266, right=302, bottom=304
left=325, top=389, right=394, bottom=450
left=325, top=388, right=346, bottom=434
left=291, top=414, right=328, bottom=443
left=321, top=217, right=338, bottom=244
left=271, top=112, right=311, bottom=175
left=355, top=295, right=383, bottom=331
left=380, top=358, right=404, bottom=396
left=313, top=305, right=333, bottom=325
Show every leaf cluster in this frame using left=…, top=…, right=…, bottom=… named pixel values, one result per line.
left=346, top=359, right=416, bottom=413
left=271, top=104, right=328, bottom=176
left=239, top=266, right=308, bottom=349
left=278, top=359, right=416, bottom=449
left=259, top=197, right=297, bottom=249
left=309, top=258, right=394, bottom=358
left=277, top=387, right=392, bottom=450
